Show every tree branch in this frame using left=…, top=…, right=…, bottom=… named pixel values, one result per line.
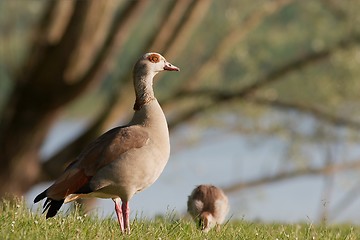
left=147, top=0, right=192, bottom=53
left=167, top=0, right=292, bottom=95
left=38, top=1, right=150, bottom=181
left=249, top=97, right=360, bottom=130
left=164, top=0, right=212, bottom=60
left=222, top=160, right=360, bottom=194
left=166, top=34, right=360, bottom=130
left=68, top=0, right=149, bottom=102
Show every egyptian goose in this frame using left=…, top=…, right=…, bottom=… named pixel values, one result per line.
left=34, top=52, right=179, bottom=234
left=187, top=185, right=229, bottom=232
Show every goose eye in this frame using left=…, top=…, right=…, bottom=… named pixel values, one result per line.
left=148, top=54, right=160, bottom=63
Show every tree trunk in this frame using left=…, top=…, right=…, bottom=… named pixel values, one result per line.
left=0, top=0, right=120, bottom=197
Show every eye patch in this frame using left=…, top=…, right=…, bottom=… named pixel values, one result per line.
left=147, top=54, right=160, bottom=63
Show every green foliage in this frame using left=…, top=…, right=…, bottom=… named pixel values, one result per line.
left=2, top=198, right=360, bottom=240
left=1, top=0, right=360, bottom=118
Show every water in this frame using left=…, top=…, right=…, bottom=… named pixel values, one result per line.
left=27, top=119, right=360, bottom=224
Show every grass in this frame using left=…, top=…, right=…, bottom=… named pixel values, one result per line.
left=1, top=198, right=360, bottom=240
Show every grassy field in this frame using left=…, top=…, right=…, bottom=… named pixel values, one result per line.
left=1, top=198, right=360, bottom=240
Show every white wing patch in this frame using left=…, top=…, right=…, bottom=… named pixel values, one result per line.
left=194, top=199, right=204, bottom=211
left=214, top=199, right=229, bottom=224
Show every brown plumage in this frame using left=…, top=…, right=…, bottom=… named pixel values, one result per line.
left=34, top=53, right=179, bottom=234
left=187, top=185, right=229, bottom=232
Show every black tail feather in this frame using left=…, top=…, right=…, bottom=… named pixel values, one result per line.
left=34, top=190, right=47, bottom=203
left=34, top=190, right=64, bottom=218
left=45, top=199, right=64, bottom=219
left=43, top=198, right=51, bottom=213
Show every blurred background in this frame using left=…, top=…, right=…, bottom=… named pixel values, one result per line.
left=1, top=0, right=360, bottom=224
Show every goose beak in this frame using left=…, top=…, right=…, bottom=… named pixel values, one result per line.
left=164, top=61, right=180, bottom=71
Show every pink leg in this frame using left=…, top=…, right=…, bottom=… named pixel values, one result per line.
left=122, top=201, right=130, bottom=234
left=113, top=198, right=124, bottom=233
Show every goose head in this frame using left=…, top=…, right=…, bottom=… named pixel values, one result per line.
left=134, top=52, right=179, bottom=79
